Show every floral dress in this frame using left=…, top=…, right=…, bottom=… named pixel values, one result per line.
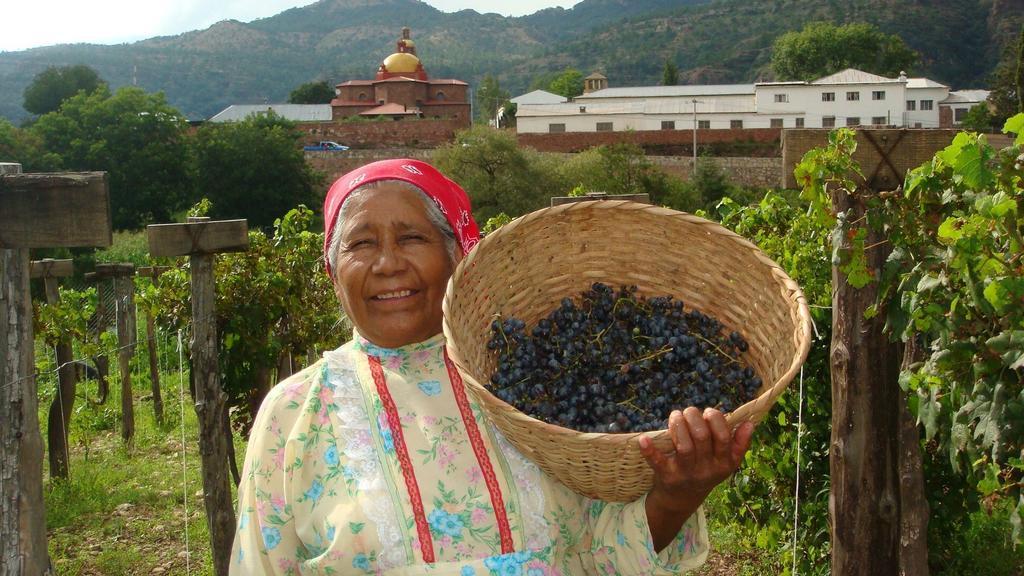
left=231, top=331, right=708, bottom=575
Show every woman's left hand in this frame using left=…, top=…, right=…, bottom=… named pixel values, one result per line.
left=639, top=406, right=754, bottom=514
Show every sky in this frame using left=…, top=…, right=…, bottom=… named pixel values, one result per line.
left=1, top=1, right=582, bottom=52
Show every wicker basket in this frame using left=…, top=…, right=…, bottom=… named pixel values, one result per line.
left=442, top=200, right=812, bottom=502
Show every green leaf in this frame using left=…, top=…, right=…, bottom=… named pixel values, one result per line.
left=937, top=217, right=963, bottom=244
left=977, top=462, right=1001, bottom=494
left=1002, top=113, right=1024, bottom=146
left=777, top=412, right=787, bottom=426
left=918, top=386, right=941, bottom=441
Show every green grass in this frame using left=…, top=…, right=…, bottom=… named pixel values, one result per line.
left=37, top=342, right=239, bottom=576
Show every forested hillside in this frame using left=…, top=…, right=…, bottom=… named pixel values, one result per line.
left=0, top=0, right=1018, bottom=123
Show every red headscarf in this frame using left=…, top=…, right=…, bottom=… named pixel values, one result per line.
left=323, top=159, right=481, bottom=277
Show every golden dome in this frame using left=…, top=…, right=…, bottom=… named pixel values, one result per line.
left=382, top=52, right=421, bottom=73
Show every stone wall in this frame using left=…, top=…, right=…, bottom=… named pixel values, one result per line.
left=296, top=118, right=467, bottom=149
left=517, top=127, right=782, bottom=156
left=305, top=148, right=434, bottom=185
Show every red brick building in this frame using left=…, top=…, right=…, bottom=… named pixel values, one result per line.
left=332, top=27, right=470, bottom=127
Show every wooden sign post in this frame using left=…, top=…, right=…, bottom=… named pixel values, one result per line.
left=93, top=263, right=137, bottom=444
left=1, top=168, right=110, bottom=576
left=137, top=266, right=169, bottom=424
left=147, top=217, right=248, bottom=576
left=30, top=258, right=76, bottom=480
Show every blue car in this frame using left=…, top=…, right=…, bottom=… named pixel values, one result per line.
left=304, top=141, right=349, bottom=151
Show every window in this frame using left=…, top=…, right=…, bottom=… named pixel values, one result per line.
left=822, top=116, right=836, bottom=128
left=920, top=99, right=934, bottom=111
left=358, top=92, right=367, bottom=101
left=795, top=117, right=805, bottom=128
left=846, top=117, right=861, bottom=126
left=872, top=116, right=887, bottom=125
left=774, top=93, right=789, bottom=103
left=914, top=122, right=922, bottom=128
left=436, top=91, right=446, bottom=101
left=596, top=122, right=613, bottom=132
left=549, top=123, right=566, bottom=133
left=770, top=118, right=784, bottom=128
left=698, top=120, right=710, bottom=129
left=906, top=100, right=916, bottom=111
left=955, top=107, right=968, bottom=121
left=846, top=91, right=860, bottom=101
left=822, top=92, right=835, bottom=102
left=872, top=90, right=886, bottom=101
left=661, top=121, right=675, bottom=130
left=730, top=119, right=744, bottom=129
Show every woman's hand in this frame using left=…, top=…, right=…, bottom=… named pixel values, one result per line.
left=638, top=407, right=754, bottom=551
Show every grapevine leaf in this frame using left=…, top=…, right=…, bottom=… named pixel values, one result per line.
left=1002, top=112, right=1024, bottom=146
left=937, top=217, right=963, bottom=244
left=977, top=462, right=1001, bottom=494
left=916, top=273, right=943, bottom=293
left=918, top=386, right=940, bottom=441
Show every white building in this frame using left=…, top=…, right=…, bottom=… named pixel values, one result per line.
left=209, top=104, right=333, bottom=123
left=515, top=68, right=989, bottom=133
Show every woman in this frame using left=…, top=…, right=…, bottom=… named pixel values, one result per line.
left=231, top=159, right=753, bottom=575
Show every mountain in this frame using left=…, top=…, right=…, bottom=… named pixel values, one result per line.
left=0, top=0, right=1018, bottom=124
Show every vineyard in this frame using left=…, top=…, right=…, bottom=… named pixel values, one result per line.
left=2, top=118, right=1024, bottom=575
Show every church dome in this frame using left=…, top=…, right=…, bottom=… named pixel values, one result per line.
left=383, top=52, right=421, bottom=73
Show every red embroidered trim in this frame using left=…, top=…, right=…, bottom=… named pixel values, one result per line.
left=444, top=351, right=515, bottom=554
left=368, top=356, right=435, bottom=564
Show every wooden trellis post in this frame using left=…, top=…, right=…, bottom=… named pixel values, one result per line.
left=30, top=258, right=76, bottom=480
left=147, top=217, right=248, bottom=576
left=1, top=167, right=110, bottom=576
left=138, top=266, right=168, bottom=424
left=93, top=263, right=137, bottom=444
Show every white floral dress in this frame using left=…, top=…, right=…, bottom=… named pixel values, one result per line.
left=230, top=331, right=708, bottom=575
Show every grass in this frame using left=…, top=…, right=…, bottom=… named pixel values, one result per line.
left=36, top=333, right=238, bottom=576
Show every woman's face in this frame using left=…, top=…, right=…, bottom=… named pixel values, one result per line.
left=332, top=183, right=457, bottom=348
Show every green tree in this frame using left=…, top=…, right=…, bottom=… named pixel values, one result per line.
left=771, top=22, right=918, bottom=81
left=559, top=141, right=688, bottom=206
left=548, top=68, right=584, bottom=99
left=22, top=64, right=105, bottom=116
left=960, top=103, right=995, bottom=132
left=31, top=86, right=193, bottom=229
left=432, top=125, right=560, bottom=222
left=475, top=74, right=510, bottom=124
left=288, top=80, right=336, bottom=104
left=192, top=112, right=321, bottom=228
left=988, top=26, right=1024, bottom=127
left=0, top=118, right=62, bottom=171
left=662, top=59, right=679, bottom=86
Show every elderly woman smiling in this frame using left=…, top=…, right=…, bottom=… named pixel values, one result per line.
left=230, top=159, right=753, bottom=575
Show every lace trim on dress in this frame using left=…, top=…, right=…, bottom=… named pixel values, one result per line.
left=324, top=348, right=407, bottom=571
left=491, top=428, right=551, bottom=550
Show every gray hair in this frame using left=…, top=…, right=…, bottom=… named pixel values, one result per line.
left=326, top=179, right=459, bottom=274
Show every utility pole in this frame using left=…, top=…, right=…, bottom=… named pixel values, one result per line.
left=691, top=99, right=701, bottom=172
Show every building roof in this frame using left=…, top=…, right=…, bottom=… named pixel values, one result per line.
left=811, top=68, right=902, bottom=85
left=576, top=84, right=756, bottom=100
left=906, top=77, right=949, bottom=89
left=359, top=103, right=420, bottom=115
left=337, top=80, right=374, bottom=87
left=517, top=98, right=756, bottom=117
left=942, top=89, right=990, bottom=104
left=510, top=90, right=567, bottom=105
left=585, top=72, right=607, bottom=80
left=209, top=104, right=332, bottom=122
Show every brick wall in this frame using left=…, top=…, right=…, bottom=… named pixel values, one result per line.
left=517, top=128, right=782, bottom=155
left=781, top=128, right=961, bottom=190
left=650, top=156, right=783, bottom=189
left=297, top=118, right=468, bottom=148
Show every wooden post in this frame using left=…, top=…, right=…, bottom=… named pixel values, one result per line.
left=147, top=217, right=248, bottom=576
left=138, top=266, right=169, bottom=425
left=1, top=168, right=110, bottom=576
left=94, top=263, right=137, bottom=444
left=30, top=259, right=76, bottom=480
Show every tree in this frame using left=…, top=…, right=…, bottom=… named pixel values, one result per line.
left=432, top=125, right=560, bottom=221
left=548, top=68, right=584, bottom=99
left=662, top=59, right=679, bottom=86
left=475, top=74, right=510, bottom=124
left=22, top=64, right=105, bottom=116
left=288, top=80, right=336, bottom=104
left=988, top=25, right=1024, bottom=127
left=0, top=118, right=62, bottom=171
left=960, top=103, right=994, bottom=132
left=31, top=86, right=194, bottom=229
left=771, top=22, right=918, bottom=81
left=192, top=112, right=321, bottom=228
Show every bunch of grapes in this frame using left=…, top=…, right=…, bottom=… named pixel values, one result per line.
left=486, top=282, right=762, bottom=433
